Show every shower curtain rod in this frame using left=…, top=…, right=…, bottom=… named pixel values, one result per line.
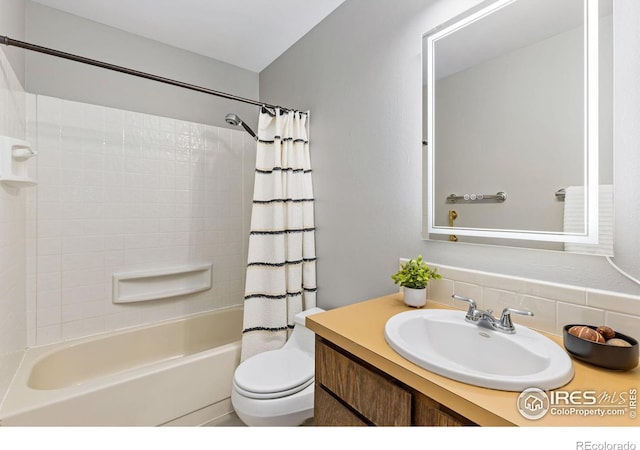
left=1, top=35, right=300, bottom=114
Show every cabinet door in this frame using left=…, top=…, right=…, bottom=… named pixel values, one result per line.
left=413, top=392, right=475, bottom=426
left=314, top=385, right=368, bottom=426
left=315, top=338, right=412, bottom=426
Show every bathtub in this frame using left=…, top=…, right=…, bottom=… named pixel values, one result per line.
left=0, top=306, right=243, bottom=426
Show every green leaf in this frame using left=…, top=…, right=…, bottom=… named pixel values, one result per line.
left=391, top=255, right=441, bottom=289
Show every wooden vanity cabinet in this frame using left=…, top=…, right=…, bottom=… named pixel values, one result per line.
left=413, top=393, right=475, bottom=426
left=314, top=337, right=475, bottom=426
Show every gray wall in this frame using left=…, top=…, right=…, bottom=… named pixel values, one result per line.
left=260, top=0, right=640, bottom=310
left=0, top=0, right=26, bottom=83
left=24, top=1, right=259, bottom=130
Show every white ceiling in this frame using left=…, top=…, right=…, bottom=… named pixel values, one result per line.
left=31, top=0, right=346, bottom=72
left=432, top=0, right=585, bottom=80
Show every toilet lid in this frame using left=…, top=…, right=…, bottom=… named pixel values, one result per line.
left=234, top=348, right=314, bottom=398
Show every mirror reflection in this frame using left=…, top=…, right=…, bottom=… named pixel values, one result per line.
left=423, top=0, right=613, bottom=254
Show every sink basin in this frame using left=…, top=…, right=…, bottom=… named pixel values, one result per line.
left=384, top=309, right=574, bottom=391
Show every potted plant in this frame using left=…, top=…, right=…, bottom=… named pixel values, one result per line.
left=391, top=255, right=441, bottom=307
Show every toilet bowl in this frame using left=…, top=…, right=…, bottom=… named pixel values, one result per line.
left=231, top=307, right=325, bottom=426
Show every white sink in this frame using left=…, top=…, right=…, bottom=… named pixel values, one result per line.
left=384, top=309, right=574, bottom=391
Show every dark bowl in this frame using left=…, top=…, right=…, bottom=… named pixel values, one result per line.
left=563, top=325, right=639, bottom=371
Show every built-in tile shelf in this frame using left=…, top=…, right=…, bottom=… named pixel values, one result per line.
left=113, top=263, right=213, bottom=303
left=399, top=259, right=640, bottom=339
left=0, top=136, right=37, bottom=188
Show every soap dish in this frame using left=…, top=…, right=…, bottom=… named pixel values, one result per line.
left=563, top=324, right=639, bottom=371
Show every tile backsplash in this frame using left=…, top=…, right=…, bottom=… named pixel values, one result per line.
left=423, top=261, right=640, bottom=338
left=27, top=95, right=255, bottom=346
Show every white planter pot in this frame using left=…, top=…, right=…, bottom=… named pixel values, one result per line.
left=403, top=287, right=427, bottom=308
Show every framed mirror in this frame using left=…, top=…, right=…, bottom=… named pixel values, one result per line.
left=423, top=0, right=612, bottom=253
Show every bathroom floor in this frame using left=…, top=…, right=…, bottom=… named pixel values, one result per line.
left=206, top=412, right=314, bottom=427
left=206, top=412, right=246, bottom=426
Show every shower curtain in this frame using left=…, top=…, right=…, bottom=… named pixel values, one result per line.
left=241, top=108, right=316, bottom=361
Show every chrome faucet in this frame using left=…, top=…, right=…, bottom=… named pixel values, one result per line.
left=452, top=295, right=534, bottom=334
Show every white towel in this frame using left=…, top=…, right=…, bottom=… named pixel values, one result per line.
left=563, top=185, right=613, bottom=256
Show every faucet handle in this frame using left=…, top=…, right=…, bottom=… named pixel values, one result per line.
left=452, top=295, right=478, bottom=320
left=499, top=307, right=534, bottom=330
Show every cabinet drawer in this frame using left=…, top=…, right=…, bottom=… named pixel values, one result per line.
left=314, top=385, right=368, bottom=426
left=315, top=338, right=411, bottom=426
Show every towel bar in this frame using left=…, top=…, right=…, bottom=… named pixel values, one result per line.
left=446, top=192, right=506, bottom=203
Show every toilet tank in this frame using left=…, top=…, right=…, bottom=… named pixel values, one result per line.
left=294, top=307, right=325, bottom=326
left=284, top=307, right=326, bottom=355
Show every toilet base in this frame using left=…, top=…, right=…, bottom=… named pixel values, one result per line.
left=235, top=405, right=314, bottom=427
left=231, top=383, right=315, bottom=427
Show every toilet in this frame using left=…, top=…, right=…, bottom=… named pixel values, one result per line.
left=231, top=307, right=325, bottom=426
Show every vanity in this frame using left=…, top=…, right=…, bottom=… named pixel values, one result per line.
left=307, top=293, right=639, bottom=426
left=314, top=329, right=474, bottom=426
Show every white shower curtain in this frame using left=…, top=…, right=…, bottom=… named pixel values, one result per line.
left=241, top=108, right=316, bottom=361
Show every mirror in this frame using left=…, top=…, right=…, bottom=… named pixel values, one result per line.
left=423, top=0, right=613, bottom=254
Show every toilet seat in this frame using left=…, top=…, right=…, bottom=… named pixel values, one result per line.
left=233, top=348, right=314, bottom=400
left=233, top=377, right=314, bottom=399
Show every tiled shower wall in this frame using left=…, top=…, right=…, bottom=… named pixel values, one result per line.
left=0, top=49, right=27, bottom=402
left=27, top=94, right=255, bottom=346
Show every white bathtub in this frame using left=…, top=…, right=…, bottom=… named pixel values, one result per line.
left=0, top=306, right=243, bottom=426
